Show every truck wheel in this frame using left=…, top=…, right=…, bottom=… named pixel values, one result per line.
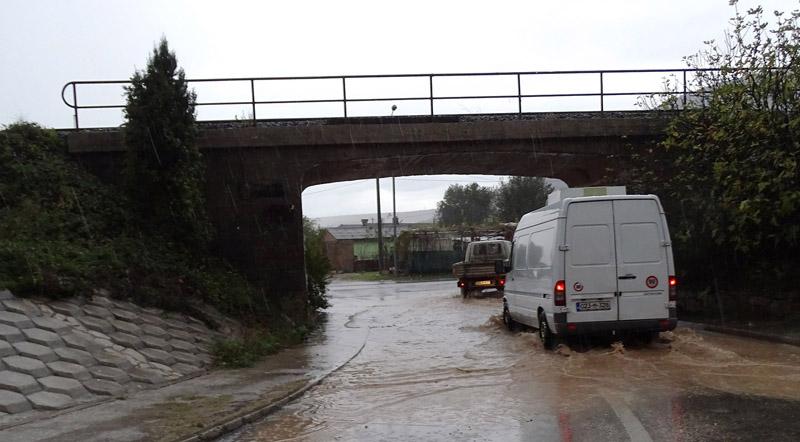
left=538, top=311, right=557, bottom=350
left=503, top=307, right=517, bottom=332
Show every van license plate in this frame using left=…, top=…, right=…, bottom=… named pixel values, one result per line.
left=576, top=301, right=610, bottom=311
left=475, top=280, right=493, bottom=287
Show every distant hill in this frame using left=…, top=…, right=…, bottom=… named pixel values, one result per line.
left=312, top=209, right=436, bottom=228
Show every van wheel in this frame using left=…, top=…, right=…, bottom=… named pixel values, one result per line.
left=538, top=312, right=557, bottom=350
left=503, top=307, right=517, bottom=332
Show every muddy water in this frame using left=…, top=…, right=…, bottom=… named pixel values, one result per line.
left=230, top=279, right=800, bottom=441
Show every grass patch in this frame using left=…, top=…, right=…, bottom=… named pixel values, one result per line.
left=340, top=271, right=387, bottom=282
left=338, top=271, right=453, bottom=283
left=138, top=394, right=233, bottom=441
left=211, top=325, right=310, bottom=368
left=138, top=379, right=309, bottom=441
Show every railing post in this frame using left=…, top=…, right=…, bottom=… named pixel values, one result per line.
left=342, top=77, right=348, bottom=118
left=599, top=72, right=604, bottom=113
left=429, top=75, right=434, bottom=116
left=250, top=79, right=257, bottom=124
left=72, top=83, right=79, bottom=130
left=682, top=70, right=688, bottom=108
left=517, top=73, right=522, bottom=114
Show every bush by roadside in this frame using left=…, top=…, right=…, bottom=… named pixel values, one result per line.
left=622, top=6, right=800, bottom=321
left=211, top=325, right=310, bottom=368
left=0, top=122, right=290, bottom=321
left=304, top=217, right=331, bottom=310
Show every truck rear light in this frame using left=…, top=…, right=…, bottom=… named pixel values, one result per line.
left=659, top=319, right=670, bottom=330
left=499, top=277, right=506, bottom=287
left=457, top=280, right=465, bottom=288
left=567, top=323, right=577, bottom=332
left=668, top=275, right=677, bottom=301
left=554, top=280, right=566, bottom=306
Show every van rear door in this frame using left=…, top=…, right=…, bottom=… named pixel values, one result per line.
left=613, top=199, right=670, bottom=321
left=564, top=201, right=618, bottom=323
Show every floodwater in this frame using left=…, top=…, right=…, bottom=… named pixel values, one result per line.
left=229, top=278, right=800, bottom=441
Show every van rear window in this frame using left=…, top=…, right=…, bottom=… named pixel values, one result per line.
left=475, top=242, right=504, bottom=259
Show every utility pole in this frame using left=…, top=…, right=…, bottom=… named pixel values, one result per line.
left=376, top=177, right=384, bottom=271
left=392, top=176, right=398, bottom=276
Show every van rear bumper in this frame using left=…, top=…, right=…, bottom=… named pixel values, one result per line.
left=554, top=317, right=677, bottom=335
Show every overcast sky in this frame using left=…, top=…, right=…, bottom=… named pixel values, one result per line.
left=1, top=0, right=790, bottom=218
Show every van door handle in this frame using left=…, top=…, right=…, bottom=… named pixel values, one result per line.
left=618, top=274, right=636, bottom=280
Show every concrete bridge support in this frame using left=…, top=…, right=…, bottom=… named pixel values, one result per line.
left=202, top=148, right=307, bottom=311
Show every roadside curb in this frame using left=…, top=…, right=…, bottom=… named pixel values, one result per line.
left=177, top=330, right=369, bottom=442
left=684, top=321, right=800, bottom=347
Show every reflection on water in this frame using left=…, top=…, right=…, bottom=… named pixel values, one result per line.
left=232, top=280, right=800, bottom=441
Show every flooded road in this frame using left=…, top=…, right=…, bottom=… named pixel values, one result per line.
left=228, top=278, right=800, bottom=441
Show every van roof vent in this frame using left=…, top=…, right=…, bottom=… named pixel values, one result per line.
left=546, top=186, right=627, bottom=205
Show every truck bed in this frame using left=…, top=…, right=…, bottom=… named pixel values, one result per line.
left=452, top=262, right=498, bottom=278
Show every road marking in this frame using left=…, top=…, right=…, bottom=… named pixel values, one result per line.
left=601, top=390, right=653, bottom=442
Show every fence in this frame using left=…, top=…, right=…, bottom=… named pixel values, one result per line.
left=60, top=68, right=719, bottom=129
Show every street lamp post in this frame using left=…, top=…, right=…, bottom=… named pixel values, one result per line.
left=376, top=177, right=384, bottom=271
left=392, top=176, right=398, bottom=277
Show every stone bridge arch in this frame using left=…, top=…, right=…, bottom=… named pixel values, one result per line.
left=67, top=112, right=670, bottom=310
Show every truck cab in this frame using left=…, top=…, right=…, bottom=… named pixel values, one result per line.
left=452, top=240, right=511, bottom=298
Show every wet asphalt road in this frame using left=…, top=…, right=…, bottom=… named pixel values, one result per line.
left=228, top=278, right=800, bottom=441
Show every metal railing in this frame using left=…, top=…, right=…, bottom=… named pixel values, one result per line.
left=61, top=68, right=715, bottom=129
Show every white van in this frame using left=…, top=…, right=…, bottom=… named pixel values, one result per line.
left=501, top=187, right=677, bottom=349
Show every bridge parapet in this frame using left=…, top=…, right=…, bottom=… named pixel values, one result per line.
left=61, top=68, right=711, bottom=129
left=65, top=111, right=671, bottom=152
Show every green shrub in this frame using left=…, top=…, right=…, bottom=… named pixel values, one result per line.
left=0, top=123, right=125, bottom=296
left=303, top=217, right=331, bottom=310
left=625, top=6, right=800, bottom=297
left=211, top=325, right=309, bottom=368
left=0, top=122, right=280, bottom=319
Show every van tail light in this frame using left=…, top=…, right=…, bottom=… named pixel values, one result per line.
left=554, top=280, right=566, bottom=306
left=668, top=275, right=677, bottom=301
left=499, top=277, right=506, bottom=287
left=457, top=280, right=465, bottom=288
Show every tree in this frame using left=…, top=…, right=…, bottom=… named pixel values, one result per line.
left=123, top=37, right=209, bottom=246
left=494, top=177, right=552, bottom=222
left=436, top=183, right=495, bottom=226
left=627, top=6, right=800, bottom=291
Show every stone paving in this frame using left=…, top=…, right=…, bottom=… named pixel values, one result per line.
left=0, top=289, right=220, bottom=419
